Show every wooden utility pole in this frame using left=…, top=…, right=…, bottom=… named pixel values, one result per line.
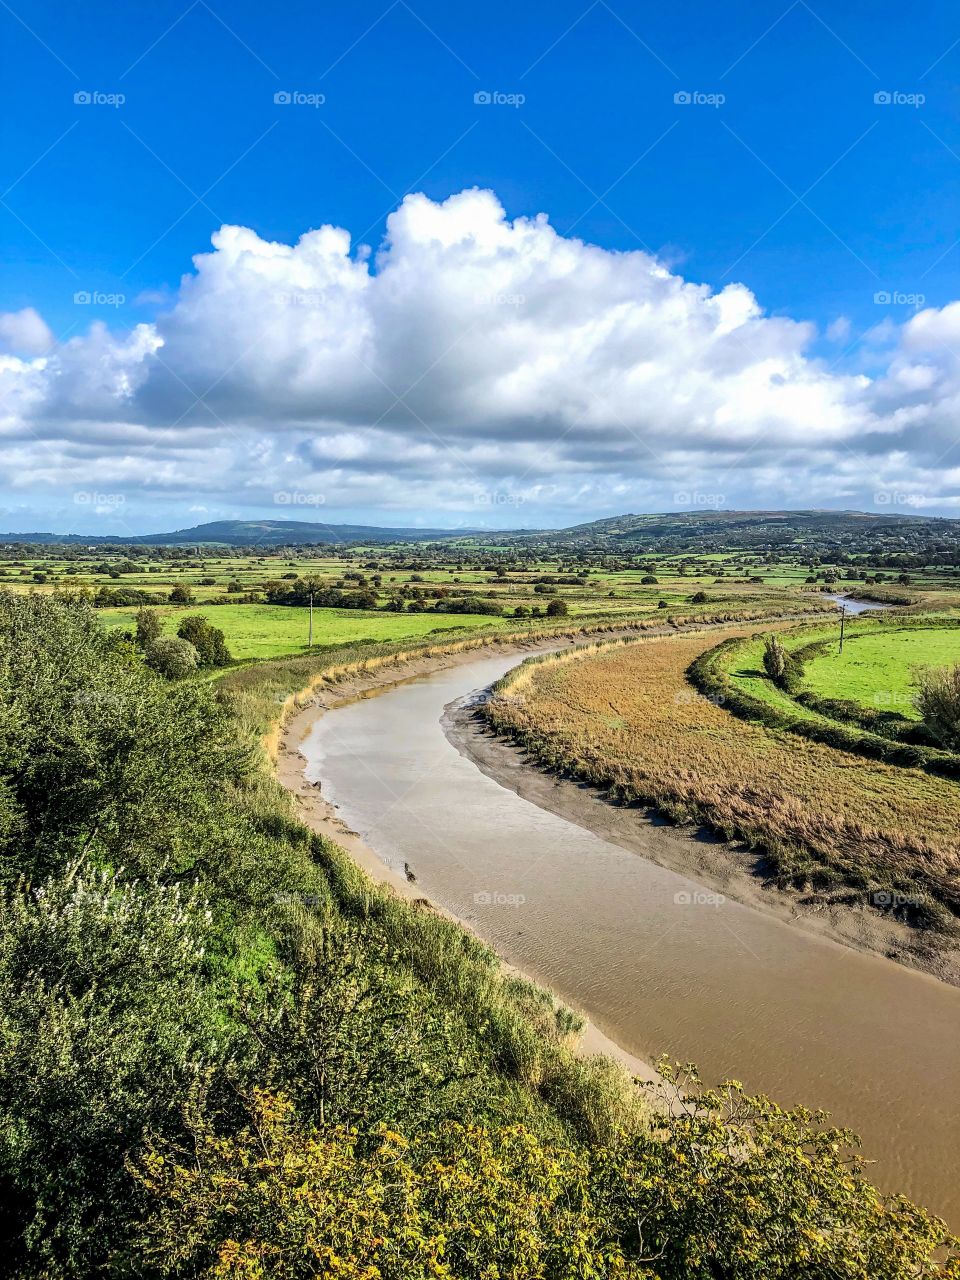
left=308, top=592, right=314, bottom=648
left=838, top=602, right=846, bottom=654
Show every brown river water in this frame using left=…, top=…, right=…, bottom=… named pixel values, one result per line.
left=298, top=650, right=960, bottom=1223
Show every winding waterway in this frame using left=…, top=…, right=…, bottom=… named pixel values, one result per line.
left=298, top=648, right=960, bottom=1222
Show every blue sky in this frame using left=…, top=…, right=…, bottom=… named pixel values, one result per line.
left=3, top=1, right=960, bottom=531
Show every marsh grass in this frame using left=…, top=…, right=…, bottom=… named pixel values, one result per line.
left=482, top=627, right=960, bottom=929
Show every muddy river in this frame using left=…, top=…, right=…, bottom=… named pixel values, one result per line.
left=298, top=650, right=960, bottom=1222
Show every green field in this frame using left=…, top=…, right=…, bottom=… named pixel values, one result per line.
left=99, top=603, right=503, bottom=660
left=9, top=536, right=960, bottom=671
left=803, top=627, right=960, bottom=718
left=724, top=622, right=843, bottom=720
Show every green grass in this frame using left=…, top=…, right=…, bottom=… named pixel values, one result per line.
left=724, top=626, right=843, bottom=721
left=803, top=627, right=960, bottom=719
left=98, top=603, right=503, bottom=660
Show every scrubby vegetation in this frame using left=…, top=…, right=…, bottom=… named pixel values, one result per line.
left=915, top=663, right=960, bottom=749
left=0, top=592, right=956, bottom=1276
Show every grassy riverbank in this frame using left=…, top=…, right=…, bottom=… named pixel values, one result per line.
left=1, top=593, right=956, bottom=1275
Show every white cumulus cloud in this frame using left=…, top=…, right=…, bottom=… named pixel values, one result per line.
left=4, top=188, right=960, bottom=527
left=0, top=308, right=53, bottom=357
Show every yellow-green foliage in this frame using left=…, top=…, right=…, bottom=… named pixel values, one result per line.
left=130, top=1076, right=959, bottom=1280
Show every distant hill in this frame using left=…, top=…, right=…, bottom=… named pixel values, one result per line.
left=527, top=509, right=952, bottom=548
left=0, top=519, right=493, bottom=547
left=0, top=509, right=955, bottom=549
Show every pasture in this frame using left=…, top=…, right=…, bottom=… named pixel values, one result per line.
left=97, top=602, right=503, bottom=661
left=803, top=626, right=960, bottom=717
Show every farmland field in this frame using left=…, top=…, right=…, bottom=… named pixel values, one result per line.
left=97, top=602, right=504, bottom=660
left=0, top=542, right=859, bottom=659
left=802, top=626, right=960, bottom=717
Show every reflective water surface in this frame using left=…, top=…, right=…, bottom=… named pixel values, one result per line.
left=300, top=652, right=960, bottom=1222
left=822, top=592, right=894, bottom=614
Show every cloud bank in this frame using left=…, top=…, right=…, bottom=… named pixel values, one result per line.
left=3, top=187, right=960, bottom=529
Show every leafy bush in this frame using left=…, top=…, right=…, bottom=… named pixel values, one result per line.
left=134, top=605, right=162, bottom=649
left=762, top=634, right=788, bottom=682
left=0, top=871, right=220, bottom=1273
left=0, top=593, right=248, bottom=884
left=176, top=614, right=232, bottom=668
left=146, top=634, right=199, bottom=679
left=916, top=662, right=960, bottom=749
left=130, top=1092, right=624, bottom=1280
left=129, top=1072, right=958, bottom=1280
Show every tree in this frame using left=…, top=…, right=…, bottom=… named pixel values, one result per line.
left=915, top=663, right=960, bottom=749
left=690, top=590, right=708, bottom=604
left=146, top=636, right=199, bottom=680
left=176, top=615, right=232, bottom=668
left=169, top=585, right=193, bottom=605
left=762, top=634, right=788, bottom=683
left=545, top=598, right=568, bottom=617
left=135, top=607, right=162, bottom=650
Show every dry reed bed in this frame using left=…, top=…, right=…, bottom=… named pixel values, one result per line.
left=482, top=628, right=960, bottom=925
